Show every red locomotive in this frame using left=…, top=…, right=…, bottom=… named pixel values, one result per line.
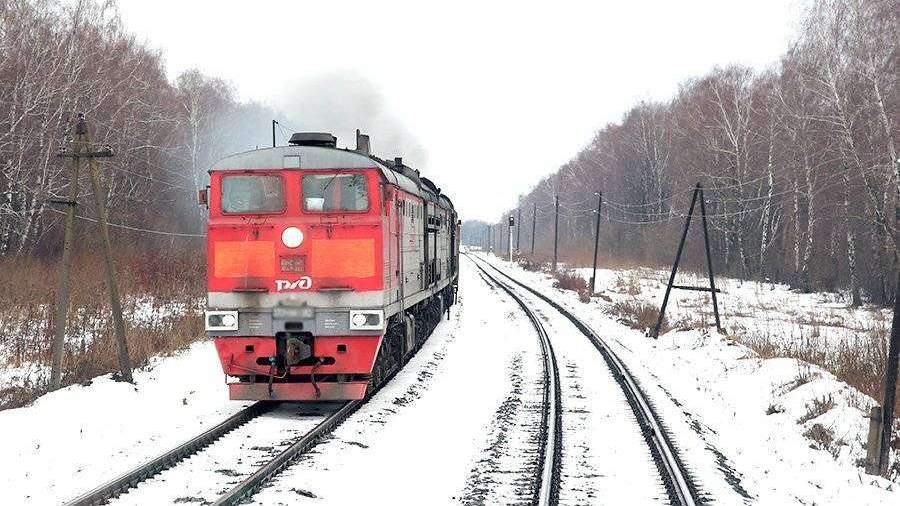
left=199, top=131, right=459, bottom=401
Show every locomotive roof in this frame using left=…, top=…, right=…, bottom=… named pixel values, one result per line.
left=210, top=145, right=454, bottom=211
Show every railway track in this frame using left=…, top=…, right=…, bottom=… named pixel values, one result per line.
left=63, top=256, right=697, bottom=505
left=64, top=401, right=274, bottom=505
left=210, top=400, right=360, bottom=505
left=63, top=401, right=357, bottom=506
left=470, top=257, right=562, bottom=505
left=65, top=300, right=446, bottom=506
left=467, top=253, right=701, bottom=506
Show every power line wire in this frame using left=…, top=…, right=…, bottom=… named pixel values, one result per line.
left=46, top=207, right=205, bottom=237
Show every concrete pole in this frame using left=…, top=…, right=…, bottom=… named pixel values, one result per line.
left=516, top=207, right=522, bottom=253
left=552, top=196, right=559, bottom=271
left=878, top=269, right=900, bottom=476
left=589, top=192, right=602, bottom=295
left=49, top=126, right=83, bottom=390
left=531, top=202, right=536, bottom=255
left=508, top=216, right=513, bottom=262
left=83, top=117, right=133, bottom=382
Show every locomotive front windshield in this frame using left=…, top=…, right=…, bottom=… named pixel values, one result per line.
left=221, top=175, right=285, bottom=214
left=302, top=173, right=368, bottom=212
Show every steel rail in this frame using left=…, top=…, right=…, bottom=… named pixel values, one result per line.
left=468, top=256, right=562, bottom=506
left=211, top=400, right=361, bottom=505
left=468, top=253, right=699, bottom=506
left=63, top=402, right=273, bottom=506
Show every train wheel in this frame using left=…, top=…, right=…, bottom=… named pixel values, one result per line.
left=370, top=323, right=402, bottom=392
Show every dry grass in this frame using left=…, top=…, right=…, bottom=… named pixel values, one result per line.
left=611, top=299, right=664, bottom=333
left=804, top=423, right=836, bottom=452
left=613, top=273, right=642, bottom=296
left=517, top=257, right=547, bottom=273
left=0, top=245, right=205, bottom=410
left=552, top=269, right=590, bottom=302
left=736, top=319, right=894, bottom=402
left=797, top=395, right=836, bottom=424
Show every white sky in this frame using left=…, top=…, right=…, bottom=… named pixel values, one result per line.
left=118, top=0, right=799, bottom=221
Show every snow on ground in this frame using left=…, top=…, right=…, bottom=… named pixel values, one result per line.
left=0, top=340, right=252, bottom=504
left=3, top=250, right=897, bottom=505
left=251, top=256, right=544, bottom=505
left=0, top=361, right=48, bottom=395
left=113, top=404, right=328, bottom=505
left=570, top=262, right=891, bottom=358
left=478, top=250, right=900, bottom=504
left=517, top=278, right=670, bottom=504
left=0, top=296, right=203, bottom=406
left=0, top=260, right=554, bottom=506
left=129, top=295, right=204, bottom=327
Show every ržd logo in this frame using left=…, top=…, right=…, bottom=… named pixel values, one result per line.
left=275, top=277, right=312, bottom=291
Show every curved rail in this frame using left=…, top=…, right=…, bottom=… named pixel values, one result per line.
left=64, top=402, right=273, bottom=506
left=468, top=257, right=562, bottom=506
left=468, top=253, right=700, bottom=506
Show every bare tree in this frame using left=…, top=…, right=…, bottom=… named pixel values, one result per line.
left=478, top=0, right=898, bottom=303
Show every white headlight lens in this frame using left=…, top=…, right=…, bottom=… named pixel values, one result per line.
left=221, top=314, right=237, bottom=327
left=282, top=227, right=303, bottom=248
left=205, top=311, right=239, bottom=331
left=349, top=310, right=384, bottom=330
left=351, top=313, right=368, bottom=327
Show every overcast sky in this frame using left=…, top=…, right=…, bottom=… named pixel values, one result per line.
left=118, top=0, right=799, bottom=221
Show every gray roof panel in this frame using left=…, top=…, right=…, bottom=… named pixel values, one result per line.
left=210, top=145, right=446, bottom=208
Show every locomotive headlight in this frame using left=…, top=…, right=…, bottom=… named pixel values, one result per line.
left=206, top=310, right=239, bottom=331
left=221, top=313, right=237, bottom=328
left=349, top=310, right=383, bottom=330
left=282, top=227, right=304, bottom=248
left=351, top=313, right=368, bottom=327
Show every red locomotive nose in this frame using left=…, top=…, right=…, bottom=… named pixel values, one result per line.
left=214, top=336, right=377, bottom=401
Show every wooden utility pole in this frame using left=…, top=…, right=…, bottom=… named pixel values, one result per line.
left=49, top=124, right=84, bottom=390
